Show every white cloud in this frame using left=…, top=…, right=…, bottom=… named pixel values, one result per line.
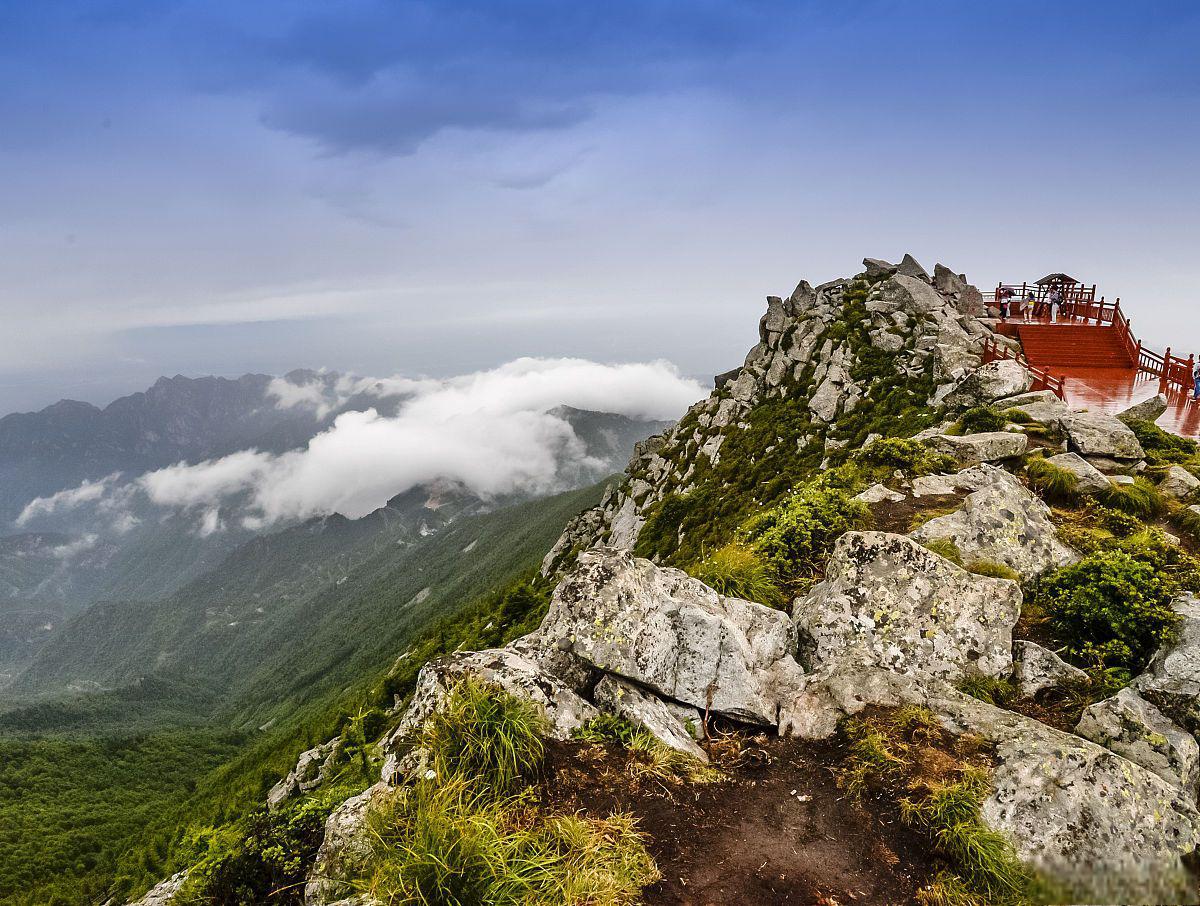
left=18, top=357, right=704, bottom=532
left=17, top=473, right=121, bottom=525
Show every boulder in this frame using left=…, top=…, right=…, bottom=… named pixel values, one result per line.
left=538, top=549, right=805, bottom=726
left=931, top=690, right=1200, bottom=904
left=1043, top=452, right=1111, bottom=495
left=1011, top=640, right=1088, bottom=697
left=1133, top=595, right=1200, bottom=737
left=943, top=359, right=1035, bottom=408
left=932, top=263, right=966, bottom=295
left=896, top=253, right=930, bottom=281
left=1118, top=394, right=1168, bottom=424
left=793, top=532, right=1021, bottom=682
left=1076, top=688, right=1199, bottom=795
left=305, top=783, right=389, bottom=905
left=854, top=482, right=906, bottom=504
left=911, top=464, right=1076, bottom=579
left=996, top=389, right=1063, bottom=409
left=1159, top=464, right=1200, bottom=501
left=928, top=431, right=1027, bottom=465
left=268, top=737, right=340, bottom=810
left=387, top=647, right=599, bottom=754
left=592, top=674, right=708, bottom=761
left=128, top=872, right=188, bottom=906
left=1060, top=410, right=1145, bottom=460
left=862, top=257, right=897, bottom=278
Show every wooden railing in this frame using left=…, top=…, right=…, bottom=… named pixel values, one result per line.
left=994, top=282, right=1097, bottom=306
left=981, top=337, right=1066, bottom=399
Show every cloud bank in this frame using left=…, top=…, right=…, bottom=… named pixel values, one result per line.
left=19, top=357, right=703, bottom=531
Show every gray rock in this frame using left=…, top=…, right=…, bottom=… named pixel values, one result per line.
left=911, top=464, right=1076, bottom=579
left=127, top=872, right=188, bottom=906
left=854, top=482, right=906, bottom=504
left=1159, top=464, right=1200, bottom=501
left=305, top=783, right=389, bottom=905
left=928, top=431, right=1028, bottom=465
left=1012, top=640, right=1089, bottom=697
left=931, top=690, right=1200, bottom=904
left=862, top=257, right=897, bottom=278
left=387, top=647, right=599, bottom=752
left=1117, top=394, right=1168, bottom=424
left=592, top=674, right=708, bottom=761
left=1043, top=452, right=1111, bottom=495
left=268, top=737, right=341, bottom=810
left=1076, top=688, right=1199, bottom=795
left=539, top=548, right=805, bottom=726
left=943, top=359, right=1035, bottom=408
left=1061, top=410, right=1146, bottom=460
left=794, top=532, right=1021, bottom=682
left=933, top=262, right=966, bottom=295
left=996, top=389, right=1064, bottom=409
left=896, top=253, right=930, bottom=281
left=1134, top=595, right=1200, bottom=737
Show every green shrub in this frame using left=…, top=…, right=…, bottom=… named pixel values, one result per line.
left=687, top=542, right=783, bottom=607
left=954, top=407, right=1007, bottom=435
left=742, top=482, right=871, bottom=586
left=956, top=675, right=1017, bottom=706
left=422, top=678, right=547, bottom=795
left=1097, top=478, right=1164, bottom=519
left=575, top=716, right=717, bottom=784
left=1097, top=506, right=1141, bottom=538
left=1000, top=408, right=1032, bottom=425
left=1177, top=505, right=1200, bottom=539
left=852, top=437, right=954, bottom=477
left=1124, top=419, right=1198, bottom=466
left=1024, top=458, right=1079, bottom=504
left=363, top=777, right=658, bottom=906
left=1037, top=550, right=1181, bottom=671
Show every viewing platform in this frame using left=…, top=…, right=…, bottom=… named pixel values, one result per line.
left=983, top=274, right=1198, bottom=437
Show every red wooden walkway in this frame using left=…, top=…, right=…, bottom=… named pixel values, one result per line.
left=984, top=286, right=1198, bottom=437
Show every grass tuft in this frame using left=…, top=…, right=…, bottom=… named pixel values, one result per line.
left=956, top=675, right=1017, bottom=707
left=1024, top=459, right=1079, bottom=504
left=1096, top=478, right=1164, bottom=519
left=687, top=542, right=783, bottom=607
left=963, top=559, right=1020, bottom=582
left=919, top=538, right=964, bottom=566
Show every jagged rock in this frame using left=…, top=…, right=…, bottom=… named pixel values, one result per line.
left=854, top=482, right=906, bottom=504
left=957, top=283, right=985, bottom=317
left=943, top=359, right=1034, bottom=408
left=928, top=431, right=1027, bottom=465
left=862, top=256, right=897, bottom=278
left=305, top=783, right=389, bottom=906
left=1011, top=640, right=1089, bottom=696
left=997, top=389, right=1062, bottom=409
left=592, top=674, right=708, bottom=761
left=930, top=690, right=1200, bottom=904
left=387, top=647, right=599, bottom=754
left=911, top=464, right=1077, bottom=579
left=1043, top=452, right=1111, bottom=495
left=128, top=872, right=188, bottom=906
left=1159, top=464, right=1200, bottom=501
left=793, top=532, right=1021, bottom=682
left=1118, top=394, right=1168, bottom=424
left=932, top=263, right=966, bottom=295
left=1134, top=595, right=1200, bottom=737
left=896, top=253, right=929, bottom=281
left=538, top=548, right=805, bottom=726
left=1060, top=410, right=1145, bottom=460
left=268, top=738, right=340, bottom=810
left=1076, top=688, right=1199, bottom=795
left=780, top=667, right=927, bottom=740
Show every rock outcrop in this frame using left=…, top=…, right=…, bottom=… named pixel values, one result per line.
left=909, top=464, right=1077, bottom=579
left=794, top=532, right=1020, bottom=682
left=1060, top=410, right=1146, bottom=461
left=927, top=431, right=1027, bottom=465
left=942, top=359, right=1034, bottom=408
left=1043, top=451, right=1111, bottom=495
left=1076, top=687, right=1199, bottom=795
left=305, top=783, right=389, bottom=906
left=1011, top=640, right=1088, bottom=697
left=538, top=548, right=805, bottom=726
left=1159, top=464, right=1200, bottom=501
left=127, top=872, right=188, bottom=906
left=268, top=738, right=340, bottom=810
left=1133, top=594, right=1200, bottom=737
left=1118, top=394, right=1168, bottom=424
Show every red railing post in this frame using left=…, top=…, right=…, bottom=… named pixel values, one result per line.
left=1161, top=347, right=1172, bottom=393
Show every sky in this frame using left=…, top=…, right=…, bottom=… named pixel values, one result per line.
left=2, top=0, right=1199, bottom=414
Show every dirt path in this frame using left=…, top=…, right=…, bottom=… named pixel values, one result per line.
left=540, top=737, right=937, bottom=906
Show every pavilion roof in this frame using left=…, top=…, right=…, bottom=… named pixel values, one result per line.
left=1036, top=273, right=1079, bottom=285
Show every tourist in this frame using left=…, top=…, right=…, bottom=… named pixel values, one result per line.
left=1193, top=360, right=1200, bottom=401
left=1023, top=292, right=1036, bottom=322
left=998, top=286, right=1012, bottom=319
left=1049, top=288, right=1061, bottom=322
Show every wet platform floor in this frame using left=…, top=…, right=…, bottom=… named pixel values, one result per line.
left=1056, top=366, right=1200, bottom=438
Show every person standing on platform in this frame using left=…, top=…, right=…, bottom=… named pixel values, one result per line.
left=998, top=287, right=1012, bottom=319
left=1193, top=360, right=1200, bottom=401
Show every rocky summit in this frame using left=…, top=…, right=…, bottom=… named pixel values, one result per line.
left=129, top=256, right=1200, bottom=906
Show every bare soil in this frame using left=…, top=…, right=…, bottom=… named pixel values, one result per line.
left=538, top=736, right=939, bottom=906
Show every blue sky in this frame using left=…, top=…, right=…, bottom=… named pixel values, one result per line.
left=1, top=1, right=1198, bottom=412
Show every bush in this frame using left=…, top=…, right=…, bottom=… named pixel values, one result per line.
left=742, top=482, right=871, bottom=586
left=422, top=678, right=547, bottom=795
left=852, top=437, right=954, bottom=477
left=1097, top=506, right=1141, bottom=538
left=954, top=407, right=1007, bottom=435
left=688, top=543, right=783, bottom=607
left=1037, top=550, right=1180, bottom=671
left=1124, top=419, right=1198, bottom=466
left=1097, top=478, right=1164, bottom=519
left=364, top=777, right=658, bottom=906
left=1024, top=458, right=1079, bottom=504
